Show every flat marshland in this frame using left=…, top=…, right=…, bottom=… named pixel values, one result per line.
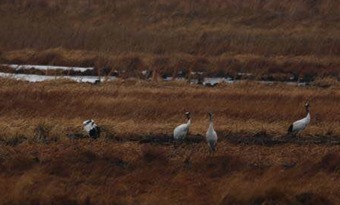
left=1, top=0, right=340, bottom=204
left=0, top=79, right=340, bottom=204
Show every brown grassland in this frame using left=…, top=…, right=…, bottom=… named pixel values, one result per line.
left=1, top=0, right=340, bottom=204
left=0, top=79, right=340, bottom=204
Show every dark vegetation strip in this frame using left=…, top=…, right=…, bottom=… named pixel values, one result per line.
left=2, top=132, right=340, bottom=147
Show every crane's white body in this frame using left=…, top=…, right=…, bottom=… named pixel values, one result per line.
left=206, top=114, right=217, bottom=151
left=290, top=113, right=310, bottom=133
left=173, top=119, right=191, bottom=140
left=288, top=102, right=311, bottom=135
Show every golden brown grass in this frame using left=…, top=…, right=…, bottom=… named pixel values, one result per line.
left=0, top=78, right=339, bottom=139
left=0, top=79, right=340, bottom=204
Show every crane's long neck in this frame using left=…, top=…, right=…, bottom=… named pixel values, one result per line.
left=304, top=106, right=311, bottom=125
left=208, top=115, right=214, bottom=130
left=306, top=111, right=310, bottom=121
left=305, top=106, right=310, bottom=118
left=186, top=118, right=191, bottom=127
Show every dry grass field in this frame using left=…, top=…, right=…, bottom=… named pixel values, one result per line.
left=1, top=0, right=340, bottom=204
left=0, top=79, right=339, bottom=204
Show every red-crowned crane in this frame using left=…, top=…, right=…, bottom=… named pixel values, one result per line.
left=173, top=112, right=191, bottom=142
left=206, top=112, right=217, bottom=152
left=288, top=101, right=310, bottom=136
left=83, top=119, right=100, bottom=139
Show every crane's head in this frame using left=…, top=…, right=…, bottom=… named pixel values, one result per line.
left=305, top=101, right=310, bottom=112
left=83, top=119, right=93, bottom=126
left=208, top=112, right=214, bottom=121
left=185, top=112, right=191, bottom=119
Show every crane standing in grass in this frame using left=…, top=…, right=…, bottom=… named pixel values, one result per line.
left=173, top=112, right=191, bottom=142
left=83, top=119, right=100, bottom=139
left=288, top=101, right=311, bottom=136
left=206, top=112, right=217, bottom=152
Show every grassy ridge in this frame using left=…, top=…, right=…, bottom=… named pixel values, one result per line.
left=1, top=0, right=340, bottom=79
